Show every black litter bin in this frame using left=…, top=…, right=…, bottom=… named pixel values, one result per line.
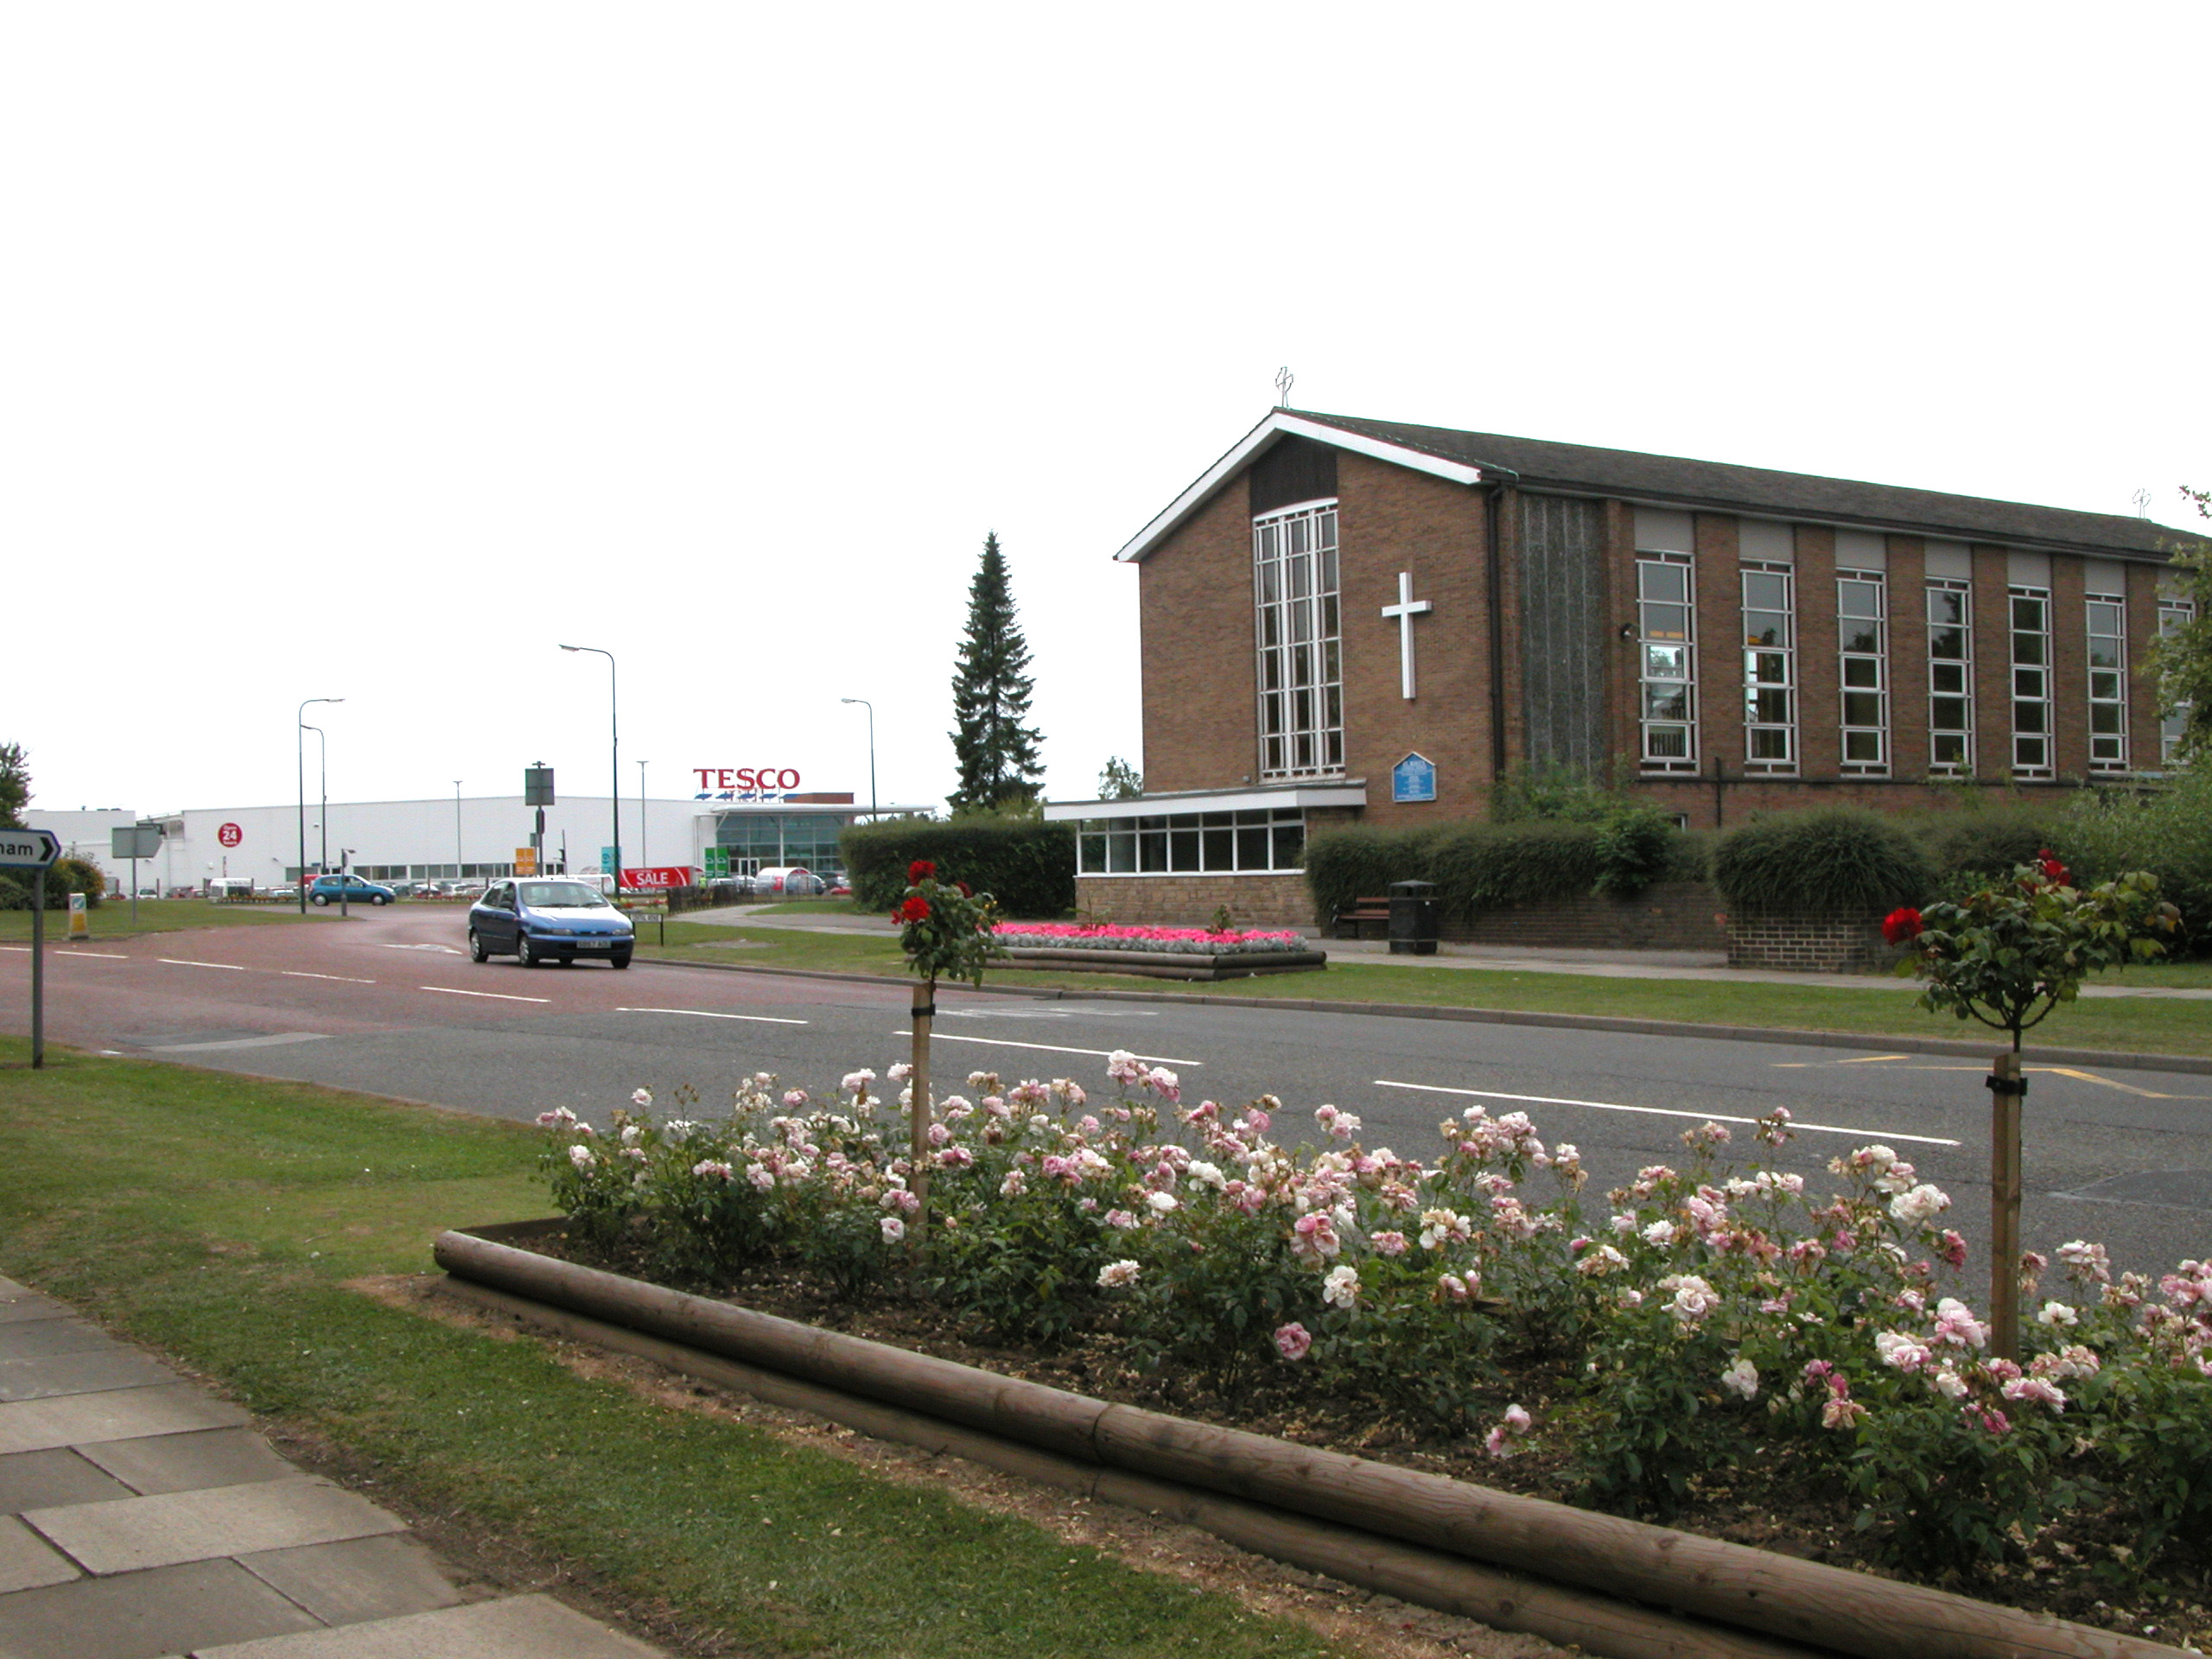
left=1388, top=879, right=1440, bottom=956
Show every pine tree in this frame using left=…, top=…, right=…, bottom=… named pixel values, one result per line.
left=948, top=532, right=1046, bottom=815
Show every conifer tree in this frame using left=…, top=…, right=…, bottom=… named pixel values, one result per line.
left=948, top=532, right=1046, bottom=814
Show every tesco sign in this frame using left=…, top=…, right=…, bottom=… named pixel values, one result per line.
left=693, top=766, right=803, bottom=801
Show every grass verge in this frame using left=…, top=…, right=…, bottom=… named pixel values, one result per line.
left=0, top=1039, right=1359, bottom=1659
left=0, top=898, right=320, bottom=943
left=635, top=926, right=2212, bottom=1058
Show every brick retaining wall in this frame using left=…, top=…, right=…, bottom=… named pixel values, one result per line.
left=1726, top=913, right=1887, bottom=972
left=1441, top=882, right=1726, bottom=950
left=1074, top=874, right=1313, bottom=928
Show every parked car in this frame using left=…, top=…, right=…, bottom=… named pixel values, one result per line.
left=467, top=877, right=634, bottom=969
left=753, top=867, right=824, bottom=896
left=703, top=874, right=758, bottom=901
left=308, top=874, right=397, bottom=907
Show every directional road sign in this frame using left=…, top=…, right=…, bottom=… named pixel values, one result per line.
left=0, top=828, right=60, bottom=869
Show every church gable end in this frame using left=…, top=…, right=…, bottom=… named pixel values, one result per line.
left=1249, top=435, right=1338, bottom=516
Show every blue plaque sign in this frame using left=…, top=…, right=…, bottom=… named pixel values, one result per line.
left=1391, top=752, right=1437, bottom=804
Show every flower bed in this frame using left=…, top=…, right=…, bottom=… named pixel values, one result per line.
left=533, top=1062, right=2212, bottom=1647
left=991, top=922, right=1307, bottom=957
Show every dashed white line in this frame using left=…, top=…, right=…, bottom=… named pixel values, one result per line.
left=0, top=947, right=129, bottom=958
left=419, top=985, right=550, bottom=1003
left=157, top=958, right=246, bottom=971
left=1371, top=1080, right=1959, bottom=1147
left=893, top=1030, right=1202, bottom=1067
left=617, top=1007, right=810, bottom=1026
left=282, top=971, right=378, bottom=984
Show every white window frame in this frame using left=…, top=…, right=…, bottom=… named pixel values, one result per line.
left=2158, top=596, right=2196, bottom=765
left=1636, top=552, right=1698, bottom=771
left=2009, top=586, right=2053, bottom=778
left=2086, top=592, right=2128, bottom=773
left=1252, top=501, right=1344, bottom=782
left=1837, top=569, right=1888, bottom=774
left=1926, top=579, right=1974, bottom=773
left=1076, top=809, right=1307, bottom=875
left=1740, top=561, right=1796, bottom=773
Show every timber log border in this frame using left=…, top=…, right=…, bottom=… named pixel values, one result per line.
left=432, top=1223, right=2181, bottom=1659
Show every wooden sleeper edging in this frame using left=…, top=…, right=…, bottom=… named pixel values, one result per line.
left=432, top=1224, right=2182, bottom=1659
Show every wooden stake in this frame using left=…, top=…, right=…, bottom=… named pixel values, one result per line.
left=1988, top=1051, right=2023, bottom=1363
left=909, top=976, right=933, bottom=1254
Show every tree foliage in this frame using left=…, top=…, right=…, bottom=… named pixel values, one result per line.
left=2146, top=486, right=2212, bottom=762
left=948, top=532, right=1046, bottom=816
left=1096, top=755, right=1142, bottom=800
left=0, top=742, right=28, bottom=829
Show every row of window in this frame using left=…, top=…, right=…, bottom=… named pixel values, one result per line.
left=1077, top=809, right=1308, bottom=875
left=1255, top=503, right=1345, bottom=779
left=1633, top=556, right=2195, bottom=777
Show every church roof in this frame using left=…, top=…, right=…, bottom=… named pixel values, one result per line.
left=1115, top=408, right=2197, bottom=564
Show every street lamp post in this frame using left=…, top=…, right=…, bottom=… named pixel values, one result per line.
left=841, top=698, right=877, bottom=821
left=559, top=645, right=619, bottom=888
left=302, top=724, right=328, bottom=875
left=637, top=760, right=649, bottom=871
left=296, top=697, right=342, bottom=913
left=454, top=782, right=464, bottom=883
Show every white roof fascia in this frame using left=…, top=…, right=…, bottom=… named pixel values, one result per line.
left=1044, top=782, right=1369, bottom=821
left=1113, top=412, right=1487, bottom=563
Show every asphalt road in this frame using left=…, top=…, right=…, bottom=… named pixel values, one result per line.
left=4, top=906, right=2208, bottom=1279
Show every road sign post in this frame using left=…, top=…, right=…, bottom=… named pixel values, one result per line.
left=112, top=824, right=160, bottom=928
left=1, top=829, right=62, bottom=1069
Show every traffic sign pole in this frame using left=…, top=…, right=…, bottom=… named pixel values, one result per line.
left=30, top=863, right=44, bottom=1069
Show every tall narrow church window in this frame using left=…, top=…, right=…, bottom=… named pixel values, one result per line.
left=1741, top=563, right=1796, bottom=772
left=1636, top=554, right=1697, bottom=770
left=1927, top=580, right=1974, bottom=772
left=2009, top=587, right=2053, bottom=777
left=2160, top=596, right=2196, bottom=765
left=1837, top=570, right=1888, bottom=773
left=2086, top=592, right=2128, bottom=772
left=1253, top=502, right=1344, bottom=779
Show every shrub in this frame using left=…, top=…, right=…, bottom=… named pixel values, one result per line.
left=1713, top=808, right=1934, bottom=918
left=1306, top=814, right=1696, bottom=925
left=1912, top=808, right=2067, bottom=906
left=2062, top=766, right=2212, bottom=953
left=1300, top=825, right=1442, bottom=923
left=1593, top=809, right=1675, bottom=898
left=0, top=859, right=103, bottom=912
left=842, top=816, right=1074, bottom=918
left=1489, top=761, right=1633, bottom=824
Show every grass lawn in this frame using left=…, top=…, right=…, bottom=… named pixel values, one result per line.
left=637, top=925, right=2212, bottom=1058
left=0, top=1040, right=1359, bottom=1659
left=747, top=898, right=863, bottom=917
left=0, top=898, right=321, bottom=942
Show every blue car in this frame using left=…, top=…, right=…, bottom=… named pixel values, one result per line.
left=468, top=876, right=634, bottom=969
left=308, top=874, right=395, bottom=907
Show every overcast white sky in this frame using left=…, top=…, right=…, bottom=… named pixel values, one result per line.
left=6, top=3, right=2208, bottom=819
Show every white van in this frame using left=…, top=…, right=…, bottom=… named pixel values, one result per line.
left=753, top=867, right=824, bottom=896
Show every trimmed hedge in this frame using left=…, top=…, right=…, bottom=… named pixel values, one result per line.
left=840, top=817, right=1075, bottom=919
left=1711, top=809, right=1933, bottom=918
left=0, top=857, right=103, bottom=912
left=1303, top=813, right=1693, bottom=927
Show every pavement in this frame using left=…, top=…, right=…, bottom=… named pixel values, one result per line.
left=696, top=905, right=2212, bottom=998
left=0, top=1274, right=664, bottom=1659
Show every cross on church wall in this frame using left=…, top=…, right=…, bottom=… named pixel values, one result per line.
left=1380, top=570, right=1433, bottom=700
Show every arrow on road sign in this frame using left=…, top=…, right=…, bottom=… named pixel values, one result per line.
left=0, top=828, right=60, bottom=869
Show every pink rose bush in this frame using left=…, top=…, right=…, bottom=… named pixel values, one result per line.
left=537, top=1061, right=2212, bottom=1574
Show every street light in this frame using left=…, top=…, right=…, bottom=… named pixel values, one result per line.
left=559, top=645, right=619, bottom=887
left=301, top=724, right=327, bottom=874
left=453, top=781, right=464, bottom=882
left=841, top=698, right=877, bottom=821
left=296, top=697, right=342, bottom=913
left=637, top=760, right=649, bottom=871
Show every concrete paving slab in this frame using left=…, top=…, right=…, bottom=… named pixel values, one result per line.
left=24, top=1477, right=405, bottom=1576
left=236, top=1535, right=467, bottom=1626
left=0, top=1277, right=30, bottom=1300
left=0, top=1515, right=79, bottom=1593
left=0, top=1351, right=180, bottom=1405
left=190, top=1592, right=667, bottom=1658
left=0, top=1322, right=130, bottom=1363
left=79, top=1430, right=293, bottom=1497
left=0, top=1385, right=250, bottom=1457
left=0, top=1299, right=74, bottom=1327
left=0, top=1448, right=134, bottom=1515
left=0, top=1558, right=322, bottom=1659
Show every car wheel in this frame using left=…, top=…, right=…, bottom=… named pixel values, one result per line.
left=517, top=936, right=540, bottom=968
left=559, top=956, right=575, bottom=968
left=468, top=930, right=488, bottom=963
left=372, top=893, right=390, bottom=906
left=610, top=950, right=632, bottom=969
left=310, top=893, right=329, bottom=907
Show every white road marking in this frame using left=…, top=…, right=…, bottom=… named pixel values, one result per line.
left=893, top=1031, right=1202, bottom=1066
left=282, top=971, right=378, bottom=984
left=149, top=1033, right=332, bottom=1052
left=157, top=958, right=246, bottom=970
left=419, top=986, right=550, bottom=1003
left=375, top=942, right=467, bottom=955
left=1372, top=1080, right=1960, bottom=1147
left=1775, top=1057, right=2207, bottom=1101
left=941, top=1007, right=1159, bottom=1020
left=618, top=1007, right=810, bottom=1026
left=1771, top=1053, right=1911, bottom=1066
left=0, top=947, right=129, bottom=958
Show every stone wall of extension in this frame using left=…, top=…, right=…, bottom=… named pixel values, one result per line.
left=1725, top=912, right=1889, bottom=972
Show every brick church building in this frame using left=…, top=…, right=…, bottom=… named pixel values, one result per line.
left=1046, top=408, right=2197, bottom=925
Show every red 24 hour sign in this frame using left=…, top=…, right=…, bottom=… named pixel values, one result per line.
left=217, top=823, right=244, bottom=848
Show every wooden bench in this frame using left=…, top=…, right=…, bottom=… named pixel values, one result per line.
left=1331, top=896, right=1391, bottom=940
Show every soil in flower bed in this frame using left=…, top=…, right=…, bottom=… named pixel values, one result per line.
left=518, top=1230, right=2211, bottom=1651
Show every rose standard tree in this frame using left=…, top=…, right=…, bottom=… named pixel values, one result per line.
left=1886, top=852, right=2177, bottom=1357
left=895, top=860, right=997, bottom=1251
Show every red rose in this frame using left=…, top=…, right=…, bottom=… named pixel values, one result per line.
left=2036, top=850, right=2070, bottom=887
left=957, top=880, right=973, bottom=897
left=908, top=860, right=936, bottom=884
left=897, top=894, right=931, bottom=923
left=1881, top=906, right=1923, bottom=946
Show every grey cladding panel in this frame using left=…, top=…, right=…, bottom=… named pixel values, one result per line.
left=1519, top=495, right=1607, bottom=773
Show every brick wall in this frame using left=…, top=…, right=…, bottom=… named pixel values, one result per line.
left=1443, top=881, right=1726, bottom=950
left=1726, top=914, right=1887, bottom=972
left=1140, top=484, right=1261, bottom=793
left=2051, top=554, right=2091, bottom=778
left=1694, top=513, right=1745, bottom=779
left=2126, top=560, right=2164, bottom=770
left=1887, top=537, right=1931, bottom=777
left=1972, top=544, right=2012, bottom=773
left=1794, top=525, right=1840, bottom=780
left=1074, top=874, right=1313, bottom=928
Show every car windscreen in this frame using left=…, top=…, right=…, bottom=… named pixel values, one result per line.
left=519, top=881, right=608, bottom=908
